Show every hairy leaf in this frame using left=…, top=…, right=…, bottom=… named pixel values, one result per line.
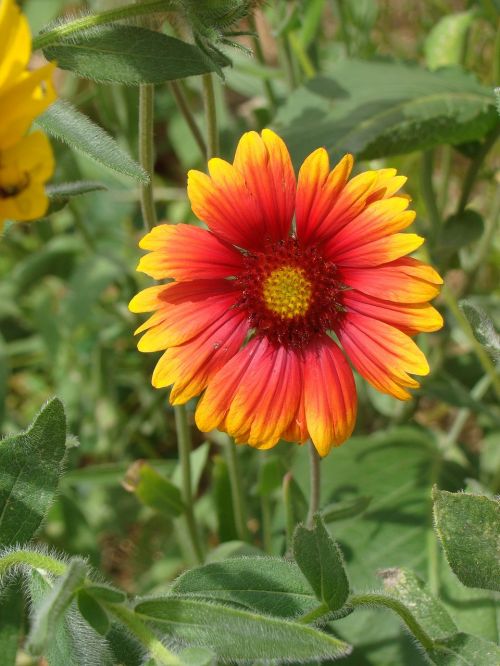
left=0, top=578, right=23, bottom=666
left=430, top=633, right=500, bottom=665
left=459, top=302, right=500, bottom=363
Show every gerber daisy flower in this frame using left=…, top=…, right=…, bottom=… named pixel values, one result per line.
left=130, top=130, right=443, bottom=456
left=0, top=0, right=56, bottom=228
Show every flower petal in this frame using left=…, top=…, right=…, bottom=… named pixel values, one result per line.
left=153, top=308, right=249, bottom=403
left=0, top=0, right=31, bottom=90
left=137, top=224, right=244, bottom=280
left=331, top=233, right=424, bottom=268
left=343, top=291, right=443, bottom=334
left=303, top=336, right=357, bottom=456
left=341, top=257, right=443, bottom=303
left=133, top=280, right=239, bottom=351
left=337, top=312, right=430, bottom=400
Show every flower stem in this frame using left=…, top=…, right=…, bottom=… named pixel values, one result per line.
left=0, top=550, right=67, bottom=578
left=261, top=494, right=273, bottom=553
left=306, top=441, right=321, bottom=528
left=457, top=126, right=500, bottom=214
left=32, top=0, right=173, bottom=51
left=138, top=83, right=157, bottom=231
left=169, top=81, right=207, bottom=158
left=225, top=437, right=250, bottom=542
left=282, top=472, right=295, bottom=551
left=174, top=404, right=204, bottom=564
left=349, top=593, right=434, bottom=651
left=201, top=74, right=219, bottom=159
left=108, top=604, right=183, bottom=666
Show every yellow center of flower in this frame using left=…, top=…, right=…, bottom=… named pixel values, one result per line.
left=263, top=266, right=312, bottom=319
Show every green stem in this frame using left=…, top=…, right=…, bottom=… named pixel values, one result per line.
left=457, top=126, right=500, bottom=214
left=442, top=374, right=492, bottom=449
left=298, top=603, right=329, bottom=624
left=288, top=31, right=316, bottom=78
left=350, top=594, right=434, bottom=651
left=282, top=472, right=295, bottom=552
left=437, top=145, right=452, bottom=213
left=169, top=81, right=207, bottom=158
left=0, top=550, right=67, bottom=578
left=248, top=14, right=279, bottom=112
left=174, top=405, right=204, bottom=564
left=201, top=74, right=219, bottom=159
left=420, top=150, right=441, bottom=242
left=32, top=0, right=172, bottom=50
left=441, top=285, right=500, bottom=401
left=280, top=34, right=298, bottom=90
left=108, top=604, right=183, bottom=666
left=306, top=442, right=321, bottom=528
left=261, top=494, right=273, bottom=553
left=225, top=437, right=250, bottom=542
left=138, top=84, right=157, bottom=231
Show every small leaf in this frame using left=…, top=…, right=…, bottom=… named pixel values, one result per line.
left=0, top=398, right=67, bottom=546
left=27, top=558, right=87, bottom=656
left=379, top=568, right=456, bottom=640
left=136, top=596, right=351, bottom=662
left=293, top=514, right=350, bottom=611
left=433, top=488, right=500, bottom=592
left=44, top=25, right=224, bottom=85
left=0, top=578, right=24, bottom=666
left=459, top=301, right=500, bottom=363
left=429, top=632, right=500, bottom=665
left=44, top=181, right=107, bottom=215
left=85, top=584, right=126, bottom=604
left=36, top=100, right=148, bottom=183
left=77, top=590, right=110, bottom=636
left=124, top=461, right=185, bottom=517
left=424, top=11, right=476, bottom=70
left=171, top=557, right=318, bottom=617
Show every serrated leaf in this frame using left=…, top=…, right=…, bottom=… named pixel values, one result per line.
left=293, top=514, right=349, bottom=612
left=429, top=632, right=500, bottom=665
left=136, top=596, right=351, bottom=662
left=27, top=558, right=87, bottom=656
left=44, top=181, right=107, bottom=216
left=44, top=25, right=223, bottom=85
left=0, top=578, right=23, bottom=666
left=124, top=461, right=184, bottom=517
left=379, top=568, right=456, bottom=640
left=276, top=59, right=497, bottom=163
left=171, top=557, right=318, bottom=617
left=424, top=11, right=476, bottom=70
left=433, top=488, right=500, bottom=592
left=0, top=398, right=66, bottom=546
left=459, top=301, right=500, bottom=363
left=77, top=590, right=110, bottom=636
left=36, top=100, right=148, bottom=182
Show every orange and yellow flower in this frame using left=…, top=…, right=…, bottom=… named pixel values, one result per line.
left=130, top=130, right=443, bottom=456
left=0, top=0, right=56, bottom=229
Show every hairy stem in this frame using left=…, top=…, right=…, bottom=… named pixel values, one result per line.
left=138, top=84, right=157, bottom=231
left=0, top=550, right=67, bottom=578
left=175, top=405, right=205, bottom=564
left=33, top=0, right=172, bottom=50
left=169, top=81, right=207, bottom=158
left=202, top=74, right=219, bottom=159
left=225, top=437, right=250, bottom=542
left=306, top=442, right=321, bottom=528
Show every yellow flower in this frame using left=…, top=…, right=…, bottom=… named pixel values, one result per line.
left=0, top=132, right=54, bottom=224
left=0, top=0, right=56, bottom=229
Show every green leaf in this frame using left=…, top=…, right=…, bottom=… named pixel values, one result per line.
left=136, top=596, right=352, bottom=662
left=459, top=301, right=500, bottom=363
left=77, top=590, right=110, bottom=636
left=257, top=456, right=285, bottom=496
left=0, top=398, right=67, bottom=546
left=293, top=514, right=349, bottom=612
left=275, top=60, right=497, bottom=163
left=171, top=557, right=318, bottom=617
left=430, top=632, right=500, bottom=665
left=172, top=442, right=210, bottom=496
left=379, top=568, right=456, bottom=640
left=0, top=578, right=24, bottom=666
left=36, top=100, right=148, bottom=182
left=178, top=648, right=217, bottom=666
left=85, top=584, right=126, bottom=604
left=44, top=181, right=107, bottom=215
left=124, top=461, right=184, bottom=517
left=321, top=495, right=372, bottom=522
left=433, top=488, right=500, bottom=592
left=424, top=11, right=476, bottom=70
left=435, top=210, right=484, bottom=260
left=44, top=25, right=223, bottom=85
left=27, top=558, right=87, bottom=656
left=205, top=541, right=264, bottom=563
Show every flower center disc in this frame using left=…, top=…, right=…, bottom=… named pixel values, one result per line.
left=263, top=266, right=312, bottom=319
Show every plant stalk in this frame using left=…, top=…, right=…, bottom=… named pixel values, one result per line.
left=248, top=14, right=278, bottom=112
left=420, top=150, right=441, bottom=243
left=138, top=83, right=157, bottom=231
left=169, top=81, right=207, bottom=158
left=201, top=74, right=219, bottom=159
left=306, top=442, right=321, bottom=528
left=175, top=405, right=205, bottom=564
left=457, top=126, right=500, bottom=214
left=0, top=550, right=67, bottom=578
left=225, top=437, right=250, bottom=542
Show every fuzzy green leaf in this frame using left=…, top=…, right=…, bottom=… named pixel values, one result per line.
left=433, top=488, right=500, bottom=592
left=276, top=59, right=497, bottom=163
left=85, top=584, right=126, bottom=604
left=459, top=302, right=500, bottom=363
left=430, top=633, right=500, bottom=665
left=44, top=25, right=223, bottom=84
left=171, top=557, right=318, bottom=617
left=0, top=398, right=66, bottom=546
left=0, top=579, right=23, bottom=666
left=77, top=590, right=110, bottom=636
left=36, top=100, right=148, bottom=182
left=293, top=514, right=349, bottom=612
left=136, top=596, right=351, bottom=662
